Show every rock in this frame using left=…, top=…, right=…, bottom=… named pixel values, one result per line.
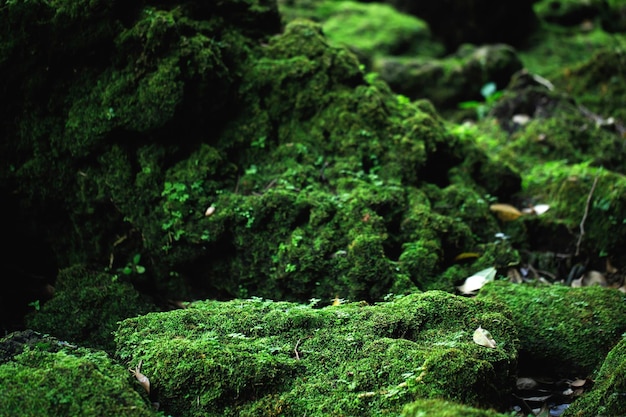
left=115, top=291, right=519, bottom=415
left=477, top=281, right=626, bottom=376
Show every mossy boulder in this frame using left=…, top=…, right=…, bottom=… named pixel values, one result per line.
left=0, top=0, right=522, bottom=312
left=521, top=161, right=626, bottom=267
left=477, top=281, right=626, bottom=377
left=402, top=398, right=511, bottom=417
left=563, top=336, right=626, bottom=417
left=533, top=0, right=608, bottom=26
left=0, top=330, right=157, bottom=417
left=314, top=1, right=444, bottom=61
left=24, top=265, right=158, bottom=353
left=373, top=44, right=523, bottom=117
left=114, top=291, right=519, bottom=416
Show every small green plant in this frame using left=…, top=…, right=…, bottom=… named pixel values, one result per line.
left=121, top=253, right=146, bottom=276
left=251, top=136, right=266, bottom=149
left=458, top=82, right=503, bottom=119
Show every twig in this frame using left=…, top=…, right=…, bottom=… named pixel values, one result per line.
left=576, top=171, right=600, bottom=256
left=294, top=338, right=301, bottom=361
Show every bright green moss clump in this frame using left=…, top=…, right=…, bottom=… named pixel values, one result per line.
left=115, top=291, right=519, bottom=416
left=402, top=398, right=511, bottom=417
left=0, top=332, right=156, bottom=417
left=477, top=281, right=626, bottom=376
left=25, top=266, right=158, bottom=353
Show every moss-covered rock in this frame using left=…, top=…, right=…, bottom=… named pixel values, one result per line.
left=477, top=281, right=626, bottom=376
left=533, top=0, right=608, bottom=26
left=114, top=291, right=519, bottom=416
left=1, top=0, right=521, bottom=311
left=521, top=161, right=626, bottom=267
left=563, top=336, right=626, bottom=417
left=24, top=265, right=158, bottom=353
left=0, top=330, right=157, bottom=417
left=402, top=398, right=511, bottom=417
left=315, top=1, right=444, bottom=61
left=373, top=44, right=523, bottom=117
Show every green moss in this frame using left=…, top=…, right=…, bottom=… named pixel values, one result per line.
left=115, top=291, right=518, bottom=416
left=25, top=266, right=157, bottom=353
left=553, top=44, right=626, bottom=121
left=402, top=398, right=512, bottom=417
left=521, top=161, right=626, bottom=264
left=477, top=281, right=626, bottom=376
left=3, top=0, right=523, bottom=323
left=0, top=338, right=156, bottom=417
left=317, top=1, right=443, bottom=59
left=518, top=20, right=624, bottom=78
left=563, top=336, right=626, bottom=417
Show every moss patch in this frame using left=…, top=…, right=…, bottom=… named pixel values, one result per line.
left=477, top=281, right=626, bottom=376
left=115, top=291, right=519, bottom=416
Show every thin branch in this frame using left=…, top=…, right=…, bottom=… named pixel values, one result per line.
left=576, top=171, right=600, bottom=256
left=294, top=338, right=301, bottom=361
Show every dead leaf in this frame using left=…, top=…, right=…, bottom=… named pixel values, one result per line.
left=457, top=267, right=496, bottom=295
left=574, top=271, right=607, bottom=287
left=516, top=377, right=538, bottom=390
left=507, top=267, right=523, bottom=283
left=569, top=379, right=588, bottom=388
left=473, top=326, right=496, bottom=348
left=454, top=252, right=481, bottom=262
left=489, top=203, right=522, bottom=221
left=522, top=203, right=550, bottom=215
left=606, top=258, right=618, bottom=274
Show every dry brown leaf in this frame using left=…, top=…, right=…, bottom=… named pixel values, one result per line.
left=453, top=252, right=481, bottom=262
left=507, top=267, right=523, bottom=283
left=489, top=203, right=522, bottom=221
left=473, top=326, right=496, bottom=348
left=606, top=258, right=618, bottom=274
left=580, top=271, right=607, bottom=287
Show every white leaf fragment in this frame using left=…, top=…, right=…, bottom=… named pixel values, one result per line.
left=456, top=267, right=496, bottom=295
left=473, top=326, right=497, bottom=348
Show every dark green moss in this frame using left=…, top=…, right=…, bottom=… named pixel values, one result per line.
left=563, top=336, right=626, bottom=417
left=25, top=266, right=158, bottom=353
left=0, top=334, right=156, bottom=417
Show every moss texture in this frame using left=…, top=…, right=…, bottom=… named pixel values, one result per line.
left=402, top=398, right=511, bottom=417
left=0, top=331, right=156, bottom=417
left=563, top=336, right=626, bottom=417
left=25, top=265, right=158, bottom=353
left=114, top=291, right=518, bottom=416
left=477, top=281, right=626, bottom=377
left=0, top=0, right=521, bottom=310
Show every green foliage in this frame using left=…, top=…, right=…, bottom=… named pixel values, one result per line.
left=458, top=82, right=504, bottom=120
